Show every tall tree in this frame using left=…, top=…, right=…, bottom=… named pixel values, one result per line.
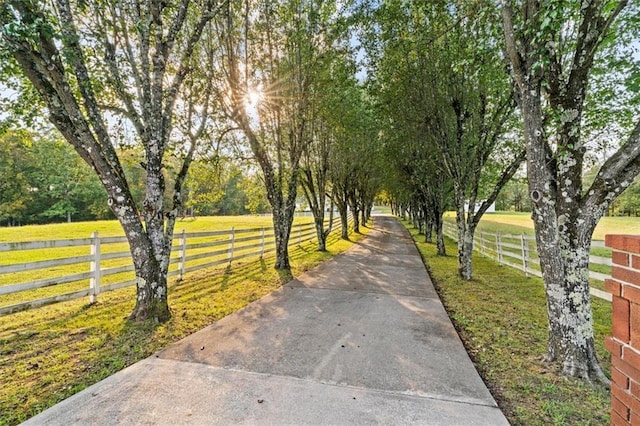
left=30, top=137, right=106, bottom=223
left=217, top=0, right=326, bottom=269
left=501, top=0, right=639, bottom=383
left=0, top=0, right=222, bottom=321
left=298, top=6, right=354, bottom=251
left=0, top=130, right=34, bottom=226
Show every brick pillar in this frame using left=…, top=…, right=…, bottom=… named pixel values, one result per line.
left=605, top=235, right=640, bottom=425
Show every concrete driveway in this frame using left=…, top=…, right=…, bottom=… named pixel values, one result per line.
left=23, top=215, right=509, bottom=425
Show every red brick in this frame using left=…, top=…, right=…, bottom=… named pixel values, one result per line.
left=631, top=380, right=640, bottom=398
left=614, top=296, right=632, bottom=342
left=613, top=366, right=631, bottom=389
left=634, top=255, right=640, bottom=269
left=615, top=251, right=631, bottom=266
left=606, top=235, right=625, bottom=250
left=630, top=411, right=640, bottom=426
left=614, top=266, right=640, bottom=287
left=612, top=408, right=630, bottom=425
left=613, top=394, right=631, bottom=420
left=607, top=235, right=640, bottom=253
left=610, top=337, right=626, bottom=357
left=623, top=347, right=640, bottom=371
left=625, top=285, right=640, bottom=305
left=614, top=382, right=640, bottom=414
left=633, top=304, right=640, bottom=348
left=609, top=279, right=624, bottom=297
left=614, top=356, right=640, bottom=383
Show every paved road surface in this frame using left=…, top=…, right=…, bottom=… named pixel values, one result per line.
left=24, top=215, right=509, bottom=425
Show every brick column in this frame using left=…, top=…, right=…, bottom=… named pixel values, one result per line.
left=605, top=235, right=640, bottom=425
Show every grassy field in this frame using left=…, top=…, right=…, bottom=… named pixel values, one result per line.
left=0, top=215, right=317, bottom=310
left=402, top=218, right=611, bottom=425
left=449, top=211, right=640, bottom=240
left=445, top=211, right=640, bottom=286
left=0, top=215, right=296, bottom=242
left=0, top=216, right=367, bottom=426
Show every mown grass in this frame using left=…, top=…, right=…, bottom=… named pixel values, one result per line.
left=0, top=215, right=292, bottom=242
left=0, top=220, right=368, bottom=426
left=443, top=211, right=635, bottom=291
left=402, top=219, right=611, bottom=426
left=451, top=211, right=640, bottom=241
left=0, top=215, right=315, bottom=309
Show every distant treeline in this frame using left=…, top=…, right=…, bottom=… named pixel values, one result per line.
left=0, top=130, right=270, bottom=226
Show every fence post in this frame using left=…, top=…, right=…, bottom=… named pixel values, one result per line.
left=260, top=227, right=265, bottom=258
left=521, top=234, right=529, bottom=277
left=228, top=227, right=235, bottom=266
left=497, top=233, right=503, bottom=265
left=89, top=232, right=101, bottom=304
left=178, top=229, right=186, bottom=281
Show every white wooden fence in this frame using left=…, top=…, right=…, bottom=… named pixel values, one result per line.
left=442, top=222, right=612, bottom=302
left=0, top=215, right=352, bottom=316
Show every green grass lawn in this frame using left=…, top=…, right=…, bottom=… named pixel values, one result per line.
left=402, top=218, right=611, bottom=425
left=0, top=217, right=368, bottom=426
left=451, top=211, right=640, bottom=241
left=0, top=215, right=318, bottom=310
left=0, top=215, right=308, bottom=242
left=443, top=211, right=640, bottom=291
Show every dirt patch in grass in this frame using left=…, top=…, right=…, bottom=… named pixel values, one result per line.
left=401, top=220, right=611, bottom=426
left=0, top=226, right=367, bottom=426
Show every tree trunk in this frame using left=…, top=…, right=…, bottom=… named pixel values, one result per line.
left=424, top=217, right=433, bottom=243
left=128, top=249, right=170, bottom=322
left=272, top=208, right=294, bottom=270
left=521, top=86, right=607, bottom=384
left=349, top=195, right=360, bottom=234
left=352, top=211, right=360, bottom=233
left=314, top=215, right=327, bottom=252
left=457, top=223, right=475, bottom=280
left=435, top=212, right=446, bottom=256
left=337, top=202, right=349, bottom=240
left=454, top=190, right=472, bottom=279
left=108, top=193, right=172, bottom=323
left=454, top=191, right=478, bottom=280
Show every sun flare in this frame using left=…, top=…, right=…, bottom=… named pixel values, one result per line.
left=245, top=85, right=264, bottom=109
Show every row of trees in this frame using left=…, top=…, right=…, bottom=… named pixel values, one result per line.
left=365, top=0, right=639, bottom=386
left=0, top=0, right=381, bottom=322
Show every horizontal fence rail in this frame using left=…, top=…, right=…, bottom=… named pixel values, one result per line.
left=0, top=213, right=354, bottom=316
left=441, top=222, right=612, bottom=302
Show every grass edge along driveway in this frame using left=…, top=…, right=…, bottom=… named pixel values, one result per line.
left=402, top=219, right=611, bottom=426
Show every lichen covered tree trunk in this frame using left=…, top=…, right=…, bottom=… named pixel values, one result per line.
left=434, top=210, right=446, bottom=256
left=314, top=216, right=327, bottom=252
left=454, top=187, right=474, bottom=280
left=500, top=0, right=640, bottom=384
left=273, top=210, right=295, bottom=269
left=348, top=192, right=360, bottom=234
left=457, top=224, right=476, bottom=280
left=336, top=200, right=349, bottom=240
left=516, top=76, right=608, bottom=383
left=128, top=247, right=170, bottom=322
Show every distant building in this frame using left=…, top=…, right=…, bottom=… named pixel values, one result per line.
left=464, top=200, right=496, bottom=213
